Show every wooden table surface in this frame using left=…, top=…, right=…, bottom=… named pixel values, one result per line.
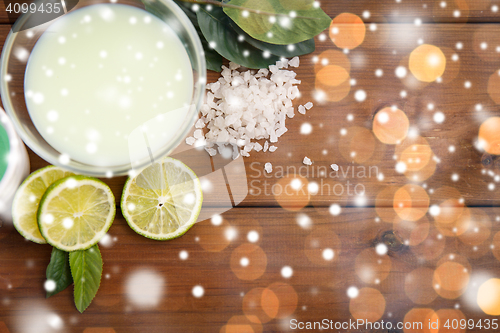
left=2, top=0, right=500, bottom=332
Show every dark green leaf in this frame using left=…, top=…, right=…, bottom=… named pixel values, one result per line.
left=223, top=0, right=331, bottom=45
left=173, top=0, right=200, bottom=27
left=197, top=6, right=280, bottom=69
left=69, top=245, right=103, bottom=313
left=229, top=21, right=315, bottom=57
left=201, top=40, right=224, bottom=72
left=45, top=247, right=73, bottom=298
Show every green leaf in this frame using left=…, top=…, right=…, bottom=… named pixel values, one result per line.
left=223, top=0, right=331, bottom=45
left=229, top=21, right=315, bottom=57
left=174, top=0, right=200, bottom=25
left=45, top=247, right=73, bottom=298
left=69, top=245, right=103, bottom=313
left=201, top=40, right=224, bottom=72
left=197, top=6, right=280, bottom=69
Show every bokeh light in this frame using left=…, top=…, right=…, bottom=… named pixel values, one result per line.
left=477, top=278, right=500, bottom=315
left=273, top=175, right=310, bottom=211
left=338, top=127, right=376, bottom=164
left=243, top=288, right=273, bottom=324
left=398, top=55, right=431, bottom=91
left=479, top=117, right=500, bottom=154
left=403, top=308, right=438, bottom=333
left=410, top=227, right=446, bottom=260
left=196, top=218, right=232, bottom=252
left=375, top=186, right=399, bottom=223
left=314, top=49, right=351, bottom=74
left=354, top=248, right=392, bottom=284
left=329, top=13, right=366, bottom=50
left=431, top=187, right=466, bottom=237
left=230, top=244, right=267, bottom=280
left=261, top=283, right=298, bottom=319
left=393, top=184, right=430, bottom=221
left=304, top=226, right=341, bottom=265
left=316, top=65, right=349, bottom=87
left=491, top=231, right=500, bottom=262
left=394, top=134, right=437, bottom=181
left=435, top=203, right=469, bottom=237
left=487, top=71, right=500, bottom=105
left=409, top=44, right=446, bottom=82
left=220, top=315, right=263, bottom=333
left=125, top=269, right=164, bottom=308
left=436, top=309, right=466, bottom=333
left=349, top=287, right=385, bottom=322
left=315, top=73, right=351, bottom=102
left=394, top=217, right=430, bottom=246
left=405, top=267, right=437, bottom=304
left=395, top=136, right=433, bottom=174
left=373, top=107, right=409, bottom=144
left=433, top=254, right=471, bottom=299
left=457, top=209, right=491, bottom=246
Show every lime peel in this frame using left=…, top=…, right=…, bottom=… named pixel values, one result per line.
left=121, top=157, right=203, bottom=241
left=12, top=165, right=75, bottom=244
left=37, top=175, right=116, bottom=252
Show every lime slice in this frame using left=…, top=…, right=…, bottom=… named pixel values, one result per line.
left=121, top=157, right=203, bottom=240
left=12, top=165, right=75, bottom=244
left=38, top=175, right=116, bottom=251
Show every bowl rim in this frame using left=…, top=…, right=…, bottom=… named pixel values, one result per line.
left=0, top=0, right=206, bottom=177
left=0, top=107, right=29, bottom=191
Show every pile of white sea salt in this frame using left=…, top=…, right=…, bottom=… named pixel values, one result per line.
left=185, top=56, right=312, bottom=158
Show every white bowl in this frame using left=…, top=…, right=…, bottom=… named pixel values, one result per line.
left=0, top=107, right=30, bottom=223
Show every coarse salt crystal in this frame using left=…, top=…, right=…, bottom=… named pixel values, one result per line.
left=195, top=118, right=205, bottom=128
left=205, top=147, right=217, bottom=156
left=298, top=105, right=306, bottom=114
left=193, top=129, right=203, bottom=139
left=303, top=156, right=312, bottom=165
left=197, top=58, right=301, bottom=158
left=330, top=164, right=339, bottom=171
left=304, top=102, right=313, bottom=110
left=186, top=137, right=195, bottom=145
left=289, top=56, right=300, bottom=67
left=254, top=142, right=263, bottom=152
left=264, top=162, right=272, bottom=173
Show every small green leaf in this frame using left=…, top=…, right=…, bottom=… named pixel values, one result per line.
left=69, top=245, right=103, bottom=313
left=229, top=21, right=315, bottom=57
left=45, top=247, right=73, bottom=298
left=223, top=0, right=331, bottom=45
left=174, top=0, right=200, bottom=25
left=197, top=6, right=280, bottom=69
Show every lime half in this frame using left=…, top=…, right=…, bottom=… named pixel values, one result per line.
left=121, top=157, right=203, bottom=240
left=38, top=175, right=116, bottom=251
left=12, top=166, right=75, bottom=244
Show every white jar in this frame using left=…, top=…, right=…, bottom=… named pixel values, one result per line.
left=0, top=107, right=30, bottom=223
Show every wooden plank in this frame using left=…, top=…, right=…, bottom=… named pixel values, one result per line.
left=15, top=22, right=500, bottom=207
left=1, top=207, right=500, bottom=332
left=0, top=0, right=499, bottom=25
